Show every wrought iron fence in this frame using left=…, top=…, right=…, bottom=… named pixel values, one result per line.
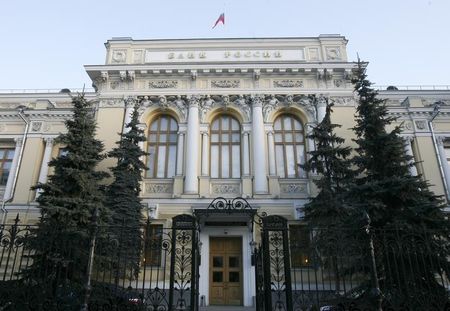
left=286, top=225, right=450, bottom=311
left=0, top=214, right=200, bottom=311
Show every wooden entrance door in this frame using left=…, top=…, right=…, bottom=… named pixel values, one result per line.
left=209, top=237, right=243, bottom=306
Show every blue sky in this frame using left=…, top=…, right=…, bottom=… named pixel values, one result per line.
left=0, top=0, right=448, bottom=89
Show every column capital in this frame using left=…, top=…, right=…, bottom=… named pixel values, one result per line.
left=200, top=131, right=209, bottom=136
left=177, top=130, right=186, bottom=136
left=402, top=135, right=414, bottom=143
left=266, top=130, right=274, bottom=136
left=436, top=135, right=447, bottom=146
left=43, top=137, right=55, bottom=144
left=14, top=137, right=24, bottom=146
left=242, top=131, right=250, bottom=136
left=250, top=94, right=264, bottom=107
left=188, top=95, right=201, bottom=108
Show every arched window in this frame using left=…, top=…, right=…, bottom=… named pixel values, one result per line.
left=147, top=115, right=178, bottom=178
left=210, top=115, right=241, bottom=178
left=274, top=114, right=306, bottom=178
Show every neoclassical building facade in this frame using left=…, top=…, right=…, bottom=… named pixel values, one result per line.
left=0, top=35, right=449, bottom=306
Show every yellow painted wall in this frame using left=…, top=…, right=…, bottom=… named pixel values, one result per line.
left=95, top=107, right=126, bottom=177
left=13, top=138, right=44, bottom=203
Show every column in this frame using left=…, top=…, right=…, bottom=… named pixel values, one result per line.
left=3, top=138, right=23, bottom=200
left=305, top=123, right=316, bottom=176
left=242, top=131, right=250, bottom=176
left=316, top=96, right=327, bottom=123
left=176, top=131, right=185, bottom=176
left=436, top=136, right=450, bottom=194
left=251, top=95, right=268, bottom=193
left=123, top=99, right=134, bottom=133
left=184, top=96, right=200, bottom=193
left=36, top=137, right=54, bottom=197
left=267, top=130, right=276, bottom=176
left=403, top=136, right=418, bottom=176
left=201, top=131, right=209, bottom=176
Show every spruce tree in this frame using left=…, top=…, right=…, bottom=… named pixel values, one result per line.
left=303, top=99, right=354, bottom=228
left=302, top=99, right=354, bottom=291
left=350, top=59, right=449, bottom=307
left=24, top=94, right=109, bottom=304
left=106, top=101, right=147, bottom=277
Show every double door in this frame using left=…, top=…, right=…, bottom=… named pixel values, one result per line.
left=209, top=237, right=242, bottom=306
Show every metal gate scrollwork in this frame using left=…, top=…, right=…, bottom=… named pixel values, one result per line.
left=256, top=215, right=293, bottom=311
left=169, top=214, right=200, bottom=311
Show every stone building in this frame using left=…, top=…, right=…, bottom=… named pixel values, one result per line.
left=0, top=35, right=449, bottom=307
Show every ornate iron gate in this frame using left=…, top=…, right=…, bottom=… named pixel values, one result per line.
left=256, top=215, right=293, bottom=311
left=169, top=214, right=200, bottom=311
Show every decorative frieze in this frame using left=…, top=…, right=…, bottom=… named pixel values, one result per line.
left=414, top=120, right=428, bottom=131
left=262, top=94, right=316, bottom=122
left=111, top=50, right=127, bottom=63
left=211, top=183, right=240, bottom=195
left=148, top=80, right=178, bottom=89
left=31, top=121, right=43, bottom=132
left=330, top=96, right=355, bottom=106
left=211, top=80, right=240, bottom=88
left=145, top=182, right=173, bottom=194
left=273, top=80, right=304, bottom=88
left=280, top=182, right=307, bottom=194
left=325, top=47, right=341, bottom=60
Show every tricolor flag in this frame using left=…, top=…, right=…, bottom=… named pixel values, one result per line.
left=212, top=13, right=225, bottom=28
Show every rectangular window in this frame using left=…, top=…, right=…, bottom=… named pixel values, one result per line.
left=0, top=148, right=14, bottom=186
left=144, top=224, right=163, bottom=266
left=289, top=225, right=311, bottom=268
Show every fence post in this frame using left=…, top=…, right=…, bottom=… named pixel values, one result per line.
left=364, top=212, right=382, bottom=311
left=80, top=207, right=99, bottom=311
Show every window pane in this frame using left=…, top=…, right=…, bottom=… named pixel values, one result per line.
left=232, top=145, right=240, bottom=178
left=222, top=116, right=229, bottom=130
left=213, top=272, right=223, bottom=283
left=156, top=146, right=166, bottom=178
left=213, top=256, right=223, bottom=268
left=167, top=145, right=176, bottom=178
left=274, top=119, right=282, bottom=130
left=232, top=134, right=240, bottom=143
left=169, top=134, right=177, bottom=143
left=293, top=119, right=302, bottom=130
left=229, top=272, right=240, bottom=282
left=211, top=145, right=219, bottom=178
left=231, top=119, right=239, bottom=130
left=285, top=133, right=293, bottom=142
left=211, top=134, right=219, bottom=143
left=150, top=121, right=158, bottom=131
left=295, top=133, right=304, bottom=143
left=275, top=145, right=285, bottom=178
left=6, top=150, right=14, bottom=159
left=274, top=133, right=282, bottom=143
left=3, top=162, right=11, bottom=170
left=160, top=117, right=168, bottom=130
left=147, top=146, right=155, bottom=177
left=222, top=145, right=229, bottom=178
left=212, top=120, right=219, bottom=130
left=0, top=172, right=8, bottom=186
left=159, top=134, right=167, bottom=142
left=169, top=118, right=177, bottom=131
left=296, top=145, right=306, bottom=178
left=229, top=256, right=239, bottom=268
left=286, top=145, right=296, bottom=177
left=0, top=151, right=4, bottom=158
left=149, top=134, right=157, bottom=142
left=221, top=134, right=229, bottom=143
left=283, top=117, right=292, bottom=130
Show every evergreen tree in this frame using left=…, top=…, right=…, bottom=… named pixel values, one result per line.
left=303, top=99, right=354, bottom=228
left=350, top=59, right=449, bottom=307
left=24, top=94, right=109, bottom=304
left=106, top=101, right=147, bottom=276
left=351, top=59, right=446, bottom=229
left=302, top=98, right=354, bottom=292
